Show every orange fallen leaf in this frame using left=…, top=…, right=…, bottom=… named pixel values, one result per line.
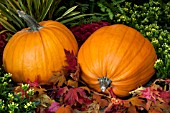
left=67, top=79, right=78, bottom=88
left=55, top=105, right=73, bottom=113
left=127, top=106, right=137, bottom=113
left=93, top=93, right=109, bottom=108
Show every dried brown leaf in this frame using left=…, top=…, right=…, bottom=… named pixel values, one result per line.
left=48, top=70, right=67, bottom=87
left=127, top=106, right=137, bottom=113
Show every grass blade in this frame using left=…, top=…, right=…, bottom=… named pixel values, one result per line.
left=64, top=12, right=80, bottom=18
left=8, top=7, right=25, bottom=28
left=0, top=18, right=17, bottom=33
left=6, top=0, right=21, bottom=11
left=61, top=5, right=78, bottom=17
left=59, top=14, right=94, bottom=24
left=38, top=0, right=54, bottom=21
left=0, top=3, right=20, bottom=27
left=18, top=0, right=27, bottom=12
left=26, top=0, right=33, bottom=18
left=0, top=30, right=8, bottom=34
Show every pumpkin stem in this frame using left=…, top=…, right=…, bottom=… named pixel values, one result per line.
left=98, top=77, right=112, bottom=92
left=17, top=10, right=43, bottom=31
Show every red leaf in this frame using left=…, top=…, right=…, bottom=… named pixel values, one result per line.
left=64, top=88, right=79, bottom=106
left=70, top=64, right=80, bottom=81
left=64, top=49, right=77, bottom=72
left=108, top=87, right=117, bottom=98
left=140, top=84, right=162, bottom=103
left=48, top=102, right=61, bottom=112
left=27, top=77, right=39, bottom=87
left=159, top=91, right=170, bottom=103
left=165, top=79, right=170, bottom=83
left=64, top=88, right=92, bottom=106
left=104, top=102, right=126, bottom=113
left=56, top=86, right=69, bottom=97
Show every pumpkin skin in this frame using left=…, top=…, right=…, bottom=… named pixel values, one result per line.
left=77, top=24, right=157, bottom=97
left=3, top=20, right=78, bottom=84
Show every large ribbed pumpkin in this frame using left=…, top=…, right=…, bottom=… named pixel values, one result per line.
left=78, top=24, right=157, bottom=97
left=3, top=11, right=78, bottom=84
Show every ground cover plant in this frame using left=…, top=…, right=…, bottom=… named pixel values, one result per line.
left=0, top=0, right=170, bottom=113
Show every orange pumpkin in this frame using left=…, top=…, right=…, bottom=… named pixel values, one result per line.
left=55, top=105, right=72, bottom=113
left=3, top=11, right=78, bottom=84
left=77, top=24, right=157, bottom=97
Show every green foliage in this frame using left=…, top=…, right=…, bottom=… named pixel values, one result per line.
left=97, top=0, right=170, bottom=79
left=0, top=68, right=39, bottom=113
left=0, top=0, right=92, bottom=34
left=97, top=0, right=125, bottom=20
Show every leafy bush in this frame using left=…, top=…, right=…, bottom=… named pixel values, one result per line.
left=0, top=68, right=39, bottom=113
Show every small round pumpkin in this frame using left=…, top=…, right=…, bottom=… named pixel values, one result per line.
left=3, top=11, right=78, bottom=84
left=77, top=24, right=157, bottom=97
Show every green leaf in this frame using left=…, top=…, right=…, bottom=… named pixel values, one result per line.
left=0, top=3, right=21, bottom=28
left=0, top=0, right=6, bottom=4
left=54, top=6, right=67, bottom=18
left=7, top=7, right=25, bottom=28
left=33, top=0, right=41, bottom=12
left=0, top=18, right=17, bottom=33
left=65, top=12, right=81, bottom=18
left=18, top=0, right=27, bottom=12
left=47, top=0, right=62, bottom=19
left=61, top=5, right=78, bottom=17
left=26, top=0, right=33, bottom=18
left=0, top=30, right=8, bottom=34
left=38, top=0, right=54, bottom=21
left=6, top=0, right=21, bottom=11
left=60, top=14, right=94, bottom=24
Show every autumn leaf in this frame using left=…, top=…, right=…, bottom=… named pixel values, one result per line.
left=104, top=102, right=127, bottom=113
left=67, top=79, right=78, bottom=88
left=108, top=87, right=117, bottom=98
left=92, top=93, right=109, bottom=108
left=56, top=86, right=69, bottom=98
left=55, top=105, right=73, bottom=113
left=86, top=101, right=100, bottom=113
left=154, top=100, right=170, bottom=113
left=127, top=106, right=137, bottom=113
left=165, top=79, right=170, bottom=83
left=47, top=102, right=61, bottom=112
left=64, top=49, right=77, bottom=72
left=64, top=87, right=92, bottom=106
left=13, top=85, right=26, bottom=98
left=148, top=108, right=162, bottom=113
left=27, top=77, right=39, bottom=87
left=127, top=96, right=146, bottom=108
left=159, top=91, right=170, bottom=103
left=48, top=70, right=67, bottom=87
left=79, top=86, right=91, bottom=94
left=70, top=64, right=80, bottom=81
left=33, top=87, right=47, bottom=95
left=35, top=94, right=55, bottom=108
left=139, top=84, right=163, bottom=103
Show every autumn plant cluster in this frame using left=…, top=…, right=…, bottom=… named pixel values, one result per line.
left=0, top=0, right=170, bottom=113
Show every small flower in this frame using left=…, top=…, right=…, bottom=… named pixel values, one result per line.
left=8, top=93, right=14, bottom=101
left=27, top=88, right=34, bottom=96
left=21, top=84, right=30, bottom=91
left=8, top=102, right=19, bottom=112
